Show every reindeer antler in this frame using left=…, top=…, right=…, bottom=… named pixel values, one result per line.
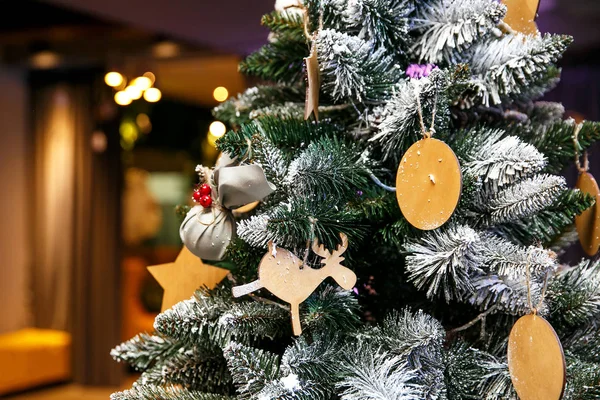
left=312, top=233, right=348, bottom=264
left=333, top=233, right=348, bottom=257
left=311, top=237, right=330, bottom=259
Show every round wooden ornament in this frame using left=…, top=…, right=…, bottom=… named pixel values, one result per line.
left=395, top=137, right=462, bottom=230
left=575, top=171, right=600, bottom=256
left=507, top=314, right=566, bottom=400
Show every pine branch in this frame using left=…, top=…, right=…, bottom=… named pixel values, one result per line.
left=462, top=130, right=546, bottom=190
left=404, top=224, right=484, bottom=301
left=217, top=301, right=291, bottom=339
left=473, top=174, right=566, bottom=227
left=213, top=85, right=304, bottom=127
left=153, top=288, right=289, bottom=349
left=284, top=136, right=371, bottom=200
left=521, top=119, right=600, bottom=174
left=110, top=332, right=183, bottom=371
left=564, top=353, right=600, bottom=400
left=257, top=378, right=331, bottom=400
left=479, top=235, right=557, bottom=279
left=137, top=345, right=232, bottom=393
left=111, top=385, right=232, bottom=400
left=496, top=188, right=594, bottom=246
left=469, top=273, right=544, bottom=315
left=303, top=286, right=362, bottom=334
left=216, top=117, right=344, bottom=162
left=223, top=342, right=281, bottom=399
left=470, top=33, right=572, bottom=104
left=262, top=10, right=306, bottom=42
left=281, top=334, right=343, bottom=386
left=444, top=342, right=517, bottom=400
left=316, top=28, right=403, bottom=102
left=365, top=309, right=446, bottom=399
left=242, top=198, right=369, bottom=250
left=411, top=0, right=505, bottom=63
left=548, top=260, right=600, bottom=330
left=368, top=68, right=452, bottom=162
left=239, top=32, right=306, bottom=84
left=344, top=0, right=412, bottom=50
left=564, top=323, right=600, bottom=364
left=337, top=348, right=423, bottom=400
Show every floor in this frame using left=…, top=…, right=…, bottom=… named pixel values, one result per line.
left=5, top=377, right=137, bottom=400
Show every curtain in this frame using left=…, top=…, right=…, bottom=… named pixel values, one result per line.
left=31, top=75, right=123, bottom=386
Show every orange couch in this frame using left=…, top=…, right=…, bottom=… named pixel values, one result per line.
left=0, top=328, right=71, bottom=395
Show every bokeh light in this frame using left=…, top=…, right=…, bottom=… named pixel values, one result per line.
left=132, top=76, right=152, bottom=91
left=114, top=91, right=132, bottom=106
left=213, top=86, right=229, bottom=102
left=144, top=88, right=162, bottom=102
left=125, top=85, right=143, bottom=100
left=209, top=121, right=226, bottom=138
left=104, top=72, right=124, bottom=87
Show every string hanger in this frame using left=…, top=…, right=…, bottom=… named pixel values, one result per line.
left=572, top=121, right=588, bottom=174
left=415, top=83, right=439, bottom=139
left=525, top=248, right=550, bottom=315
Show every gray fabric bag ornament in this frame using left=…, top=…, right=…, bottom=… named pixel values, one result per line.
left=180, top=158, right=275, bottom=261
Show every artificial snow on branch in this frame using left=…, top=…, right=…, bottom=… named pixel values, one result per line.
left=469, top=33, right=572, bottom=104
left=411, top=0, right=505, bottom=64
left=474, top=174, right=566, bottom=226
left=404, top=224, right=483, bottom=301
left=463, top=130, right=546, bottom=190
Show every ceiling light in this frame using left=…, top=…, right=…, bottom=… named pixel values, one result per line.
left=104, top=72, right=124, bottom=87
left=213, top=86, right=229, bottom=102
left=144, top=88, right=162, bottom=102
left=114, top=91, right=132, bottom=106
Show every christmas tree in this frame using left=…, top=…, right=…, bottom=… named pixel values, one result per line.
left=111, top=0, right=600, bottom=399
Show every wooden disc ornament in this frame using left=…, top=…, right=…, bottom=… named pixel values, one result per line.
left=575, top=172, right=600, bottom=256
left=232, top=233, right=357, bottom=336
left=396, top=137, right=462, bottom=230
left=507, top=314, right=566, bottom=400
left=573, top=123, right=600, bottom=256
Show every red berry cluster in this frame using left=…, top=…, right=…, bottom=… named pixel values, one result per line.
left=193, top=183, right=213, bottom=208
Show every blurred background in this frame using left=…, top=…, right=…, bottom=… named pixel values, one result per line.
left=0, top=0, right=599, bottom=398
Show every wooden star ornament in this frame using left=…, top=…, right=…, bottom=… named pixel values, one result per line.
left=148, top=246, right=230, bottom=312
left=502, top=0, right=540, bottom=35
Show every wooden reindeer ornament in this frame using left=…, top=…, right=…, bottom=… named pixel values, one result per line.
left=232, top=233, right=357, bottom=335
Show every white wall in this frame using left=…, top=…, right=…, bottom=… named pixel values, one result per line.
left=0, top=67, right=30, bottom=333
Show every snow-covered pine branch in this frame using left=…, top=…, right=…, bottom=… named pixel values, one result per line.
left=337, top=350, right=423, bottom=400
left=469, top=33, right=572, bottom=104
left=480, top=235, right=557, bottom=279
left=463, top=130, right=546, bottom=190
left=474, top=174, right=566, bottom=226
left=343, top=0, right=412, bottom=50
left=404, top=224, right=483, bottom=301
left=411, top=0, right=505, bottom=64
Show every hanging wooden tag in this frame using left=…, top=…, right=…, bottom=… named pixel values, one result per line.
left=507, top=314, right=566, bottom=400
left=304, top=41, right=320, bottom=121
left=502, top=0, right=540, bottom=35
left=396, top=137, right=462, bottom=230
left=231, top=233, right=357, bottom=335
left=575, top=171, right=600, bottom=256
